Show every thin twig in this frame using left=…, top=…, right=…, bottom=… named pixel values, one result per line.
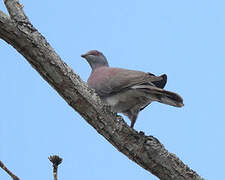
left=49, top=155, right=63, bottom=180
left=0, top=160, right=20, bottom=180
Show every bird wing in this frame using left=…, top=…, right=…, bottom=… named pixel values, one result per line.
left=149, top=73, right=167, bottom=89
left=89, top=67, right=167, bottom=97
left=138, top=73, right=167, bottom=111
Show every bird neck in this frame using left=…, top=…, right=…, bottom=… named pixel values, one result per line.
left=90, top=62, right=109, bottom=71
left=91, top=64, right=109, bottom=72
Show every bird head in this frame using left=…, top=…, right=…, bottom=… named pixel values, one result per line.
left=81, top=50, right=109, bottom=70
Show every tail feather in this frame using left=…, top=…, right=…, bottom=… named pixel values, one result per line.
left=158, top=90, right=183, bottom=107
left=132, top=85, right=184, bottom=107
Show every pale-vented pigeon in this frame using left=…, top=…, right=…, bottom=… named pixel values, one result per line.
left=81, top=50, right=183, bottom=128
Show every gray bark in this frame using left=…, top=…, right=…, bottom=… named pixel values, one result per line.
left=0, top=0, right=204, bottom=179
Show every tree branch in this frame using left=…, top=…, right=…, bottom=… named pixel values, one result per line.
left=4, top=0, right=28, bottom=22
left=49, top=155, right=63, bottom=180
left=0, top=160, right=20, bottom=180
left=0, top=1, right=204, bottom=179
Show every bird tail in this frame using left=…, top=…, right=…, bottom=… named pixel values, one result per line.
left=155, top=88, right=184, bottom=107
left=132, top=85, right=184, bottom=107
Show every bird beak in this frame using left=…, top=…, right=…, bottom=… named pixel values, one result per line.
left=81, top=54, right=86, bottom=58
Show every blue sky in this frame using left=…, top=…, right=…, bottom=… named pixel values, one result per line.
left=1, top=0, right=225, bottom=179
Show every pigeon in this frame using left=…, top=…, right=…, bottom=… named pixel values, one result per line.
left=81, top=50, right=183, bottom=128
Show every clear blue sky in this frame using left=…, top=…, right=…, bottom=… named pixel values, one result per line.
left=1, top=0, right=225, bottom=179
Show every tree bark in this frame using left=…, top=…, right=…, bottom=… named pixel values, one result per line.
left=0, top=1, right=204, bottom=179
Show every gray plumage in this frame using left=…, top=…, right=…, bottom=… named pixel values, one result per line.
left=81, top=50, right=183, bottom=128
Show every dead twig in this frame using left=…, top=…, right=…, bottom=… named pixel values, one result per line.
left=49, top=155, right=63, bottom=180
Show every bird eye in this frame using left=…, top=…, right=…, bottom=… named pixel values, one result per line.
left=93, top=51, right=98, bottom=55
left=87, top=50, right=101, bottom=56
left=93, top=51, right=101, bottom=56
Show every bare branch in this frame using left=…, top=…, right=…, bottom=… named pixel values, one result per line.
left=0, top=1, right=204, bottom=180
left=4, top=0, right=28, bottom=22
left=0, top=160, right=20, bottom=180
left=49, top=155, right=63, bottom=180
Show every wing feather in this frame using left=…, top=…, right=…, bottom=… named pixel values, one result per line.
left=88, top=67, right=166, bottom=97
